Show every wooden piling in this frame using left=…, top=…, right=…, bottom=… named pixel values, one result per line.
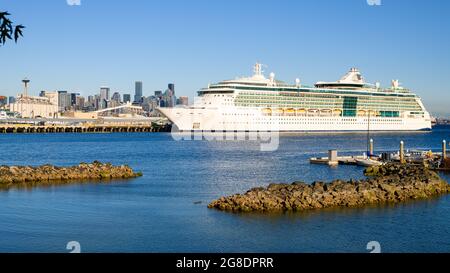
left=400, top=141, right=405, bottom=164
left=443, top=140, right=447, bottom=159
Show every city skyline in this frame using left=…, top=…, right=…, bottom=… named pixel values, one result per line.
left=1, top=0, right=450, bottom=117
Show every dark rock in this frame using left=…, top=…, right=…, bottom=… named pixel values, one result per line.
left=208, top=163, right=450, bottom=212
left=0, top=162, right=142, bottom=186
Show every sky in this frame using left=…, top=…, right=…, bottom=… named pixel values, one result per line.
left=1, top=0, right=449, bottom=117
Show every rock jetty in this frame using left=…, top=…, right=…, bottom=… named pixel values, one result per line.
left=208, top=164, right=450, bottom=212
left=0, top=161, right=142, bottom=186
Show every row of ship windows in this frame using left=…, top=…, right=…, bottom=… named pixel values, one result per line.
left=220, top=114, right=402, bottom=122
left=236, top=95, right=418, bottom=103
left=237, top=90, right=415, bottom=98
left=236, top=96, right=417, bottom=102
left=234, top=101, right=420, bottom=107
left=235, top=105, right=421, bottom=111
left=235, top=99, right=419, bottom=105
left=219, top=121, right=403, bottom=125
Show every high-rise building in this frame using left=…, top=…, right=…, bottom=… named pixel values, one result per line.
left=70, top=93, right=78, bottom=107
left=100, top=87, right=110, bottom=101
left=8, top=96, right=16, bottom=104
left=168, top=83, right=175, bottom=95
left=154, top=90, right=162, bottom=97
left=75, top=95, right=85, bottom=110
left=57, top=91, right=71, bottom=112
left=134, top=81, right=143, bottom=103
left=111, top=92, right=121, bottom=103
left=87, top=95, right=95, bottom=104
left=164, top=83, right=176, bottom=107
left=123, top=94, right=131, bottom=103
left=94, top=94, right=100, bottom=110
left=0, top=96, right=7, bottom=106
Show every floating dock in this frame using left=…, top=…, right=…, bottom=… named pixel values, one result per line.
left=310, top=140, right=450, bottom=171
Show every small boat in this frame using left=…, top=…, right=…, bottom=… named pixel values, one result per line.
left=355, top=158, right=383, bottom=167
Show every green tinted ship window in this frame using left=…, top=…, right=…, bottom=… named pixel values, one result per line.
left=380, top=111, right=400, bottom=117
left=343, top=97, right=358, bottom=117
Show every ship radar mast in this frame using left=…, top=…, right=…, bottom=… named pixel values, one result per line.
left=253, top=63, right=263, bottom=76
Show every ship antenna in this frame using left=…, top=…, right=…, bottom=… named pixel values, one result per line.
left=254, top=62, right=262, bottom=76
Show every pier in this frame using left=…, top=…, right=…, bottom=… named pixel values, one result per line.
left=0, top=119, right=172, bottom=133
left=310, top=139, right=449, bottom=171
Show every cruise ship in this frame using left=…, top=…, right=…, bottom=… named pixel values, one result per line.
left=158, top=63, right=432, bottom=132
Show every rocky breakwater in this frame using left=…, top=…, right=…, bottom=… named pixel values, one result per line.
left=0, top=161, right=142, bottom=186
left=208, top=164, right=450, bottom=212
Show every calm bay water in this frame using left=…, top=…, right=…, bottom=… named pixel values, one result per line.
left=0, top=126, right=449, bottom=253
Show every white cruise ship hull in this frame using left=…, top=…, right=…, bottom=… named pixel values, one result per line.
left=158, top=107, right=432, bottom=132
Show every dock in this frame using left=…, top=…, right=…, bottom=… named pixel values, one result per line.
left=310, top=139, right=450, bottom=171
left=0, top=123, right=171, bottom=133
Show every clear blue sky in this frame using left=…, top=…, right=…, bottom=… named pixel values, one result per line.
left=1, top=0, right=449, bottom=116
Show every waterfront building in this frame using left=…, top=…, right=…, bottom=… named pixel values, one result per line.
left=134, top=81, right=143, bottom=103
left=40, top=91, right=59, bottom=108
left=9, top=95, right=59, bottom=118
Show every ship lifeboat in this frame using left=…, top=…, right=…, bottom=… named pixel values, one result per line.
left=296, top=108, right=307, bottom=116
left=320, top=109, right=332, bottom=116
left=308, top=109, right=319, bottom=116
left=333, top=109, right=342, bottom=116
left=368, top=110, right=378, bottom=116
left=285, top=108, right=296, bottom=116
left=274, top=108, right=284, bottom=116
left=358, top=110, right=367, bottom=116
left=261, top=108, right=272, bottom=116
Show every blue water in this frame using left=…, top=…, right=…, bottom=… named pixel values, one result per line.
left=0, top=126, right=449, bottom=253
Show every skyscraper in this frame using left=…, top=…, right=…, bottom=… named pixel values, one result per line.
left=70, top=93, right=78, bottom=107
left=134, top=81, right=143, bottom=103
left=168, top=83, right=175, bottom=95
left=57, top=91, right=71, bottom=112
left=123, top=94, right=131, bottom=103
left=111, top=92, right=121, bottom=103
left=166, top=83, right=176, bottom=107
left=8, top=96, right=16, bottom=104
left=100, top=87, right=110, bottom=101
